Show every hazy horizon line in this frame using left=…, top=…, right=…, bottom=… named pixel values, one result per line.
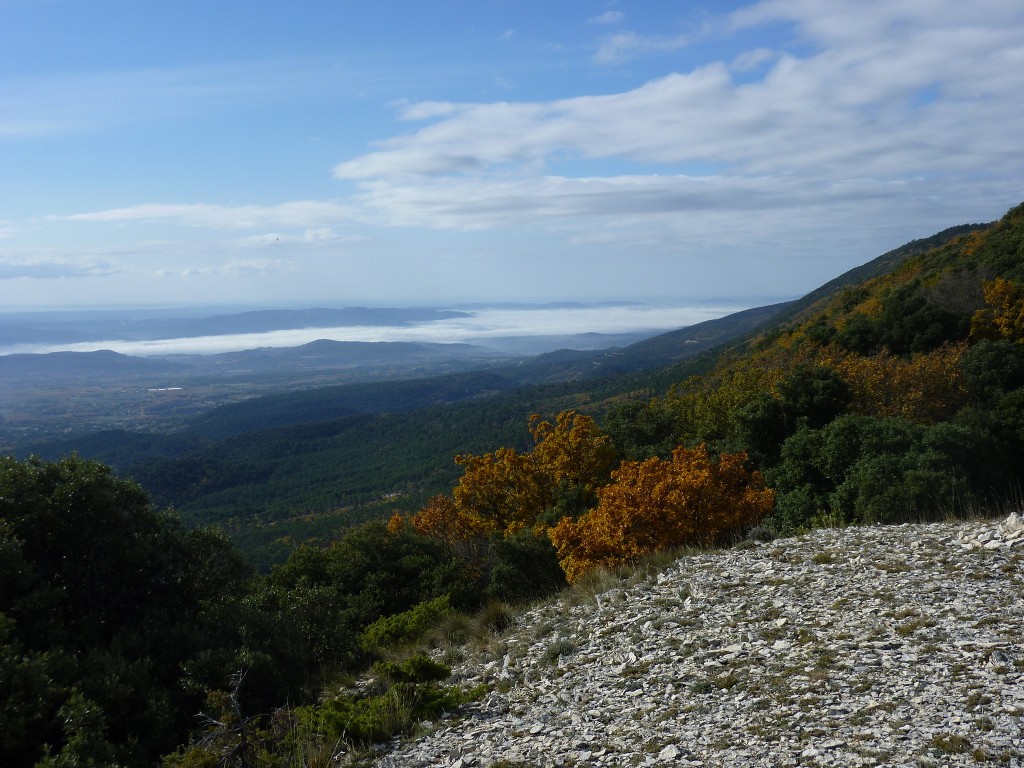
left=0, top=301, right=763, bottom=357
left=0, top=295, right=786, bottom=317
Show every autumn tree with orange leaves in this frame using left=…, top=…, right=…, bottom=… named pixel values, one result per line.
left=451, top=447, right=550, bottom=536
left=403, top=410, right=615, bottom=544
left=549, top=445, right=774, bottom=582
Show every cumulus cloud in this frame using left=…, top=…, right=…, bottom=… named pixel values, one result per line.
left=397, top=100, right=462, bottom=121
left=31, top=0, right=1023, bottom=306
left=347, top=172, right=894, bottom=231
left=730, top=47, right=777, bottom=73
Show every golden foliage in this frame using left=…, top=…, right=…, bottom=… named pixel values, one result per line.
left=826, top=343, right=969, bottom=422
left=408, top=493, right=495, bottom=543
left=452, top=447, right=550, bottom=536
left=962, top=229, right=987, bottom=256
left=972, top=277, right=1024, bottom=343
left=529, top=410, right=616, bottom=489
left=404, top=494, right=492, bottom=578
left=548, top=445, right=774, bottom=582
left=842, top=297, right=883, bottom=325
left=409, top=410, right=618, bottom=546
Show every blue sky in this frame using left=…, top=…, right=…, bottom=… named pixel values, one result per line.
left=1, top=0, right=1022, bottom=310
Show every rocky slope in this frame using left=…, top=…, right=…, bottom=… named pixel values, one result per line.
left=377, top=516, right=1024, bottom=767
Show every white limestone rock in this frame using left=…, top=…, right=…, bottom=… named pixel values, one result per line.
left=373, top=520, right=1024, bottom=768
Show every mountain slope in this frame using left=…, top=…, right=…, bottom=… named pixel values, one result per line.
left=769, top=222, right=989, bottom=326
left=508, top=301, right=794, bottom=383
left=184, top=369, right=517, bottom=440
left=378, top=517, right=1024, bottom=767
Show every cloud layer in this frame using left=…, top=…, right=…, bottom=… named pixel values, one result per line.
left=3, top=304, right=738, bottom=357
left=3, top=1, right=1023, bottom=307
left=329, top=0, right=1023, bottom=234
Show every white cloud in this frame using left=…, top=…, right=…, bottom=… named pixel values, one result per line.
left=24, top=1, right=1023, bottom=307
left=593, top=31, right=694, bottom=64
left=730, top=47, right=776, bottom=72
left=587, top=11, right=626, bottom=25
left=398, top=100, right=461, bottom=121
left=240, top=228, right=361, bottom=246
left=221, top=258, right=295, bottom=277
left=54, top=201, right=362, bottom=229
left=325, top=0, right=1023, bottom=238
left=0, top=257, right=123, bottom=280
left=10, top=304, right=740, bottom=357
left=155, top=258, right=294, bottom=279
left=347, top=172, right=859, bottom=230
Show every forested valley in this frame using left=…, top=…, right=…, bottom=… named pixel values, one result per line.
left=3, top=203, right=1024, bottom=766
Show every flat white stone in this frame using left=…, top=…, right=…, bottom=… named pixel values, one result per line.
left=658, top=744, right=681, bottom=760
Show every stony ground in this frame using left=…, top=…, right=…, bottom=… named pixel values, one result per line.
left=374, top=520, right=1024, bottom=765
left=374, top=516, right=1024, bottom=768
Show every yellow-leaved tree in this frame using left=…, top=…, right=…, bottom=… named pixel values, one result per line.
left=548, top=445, right=774, bottom=582
left=827, top=342, right=969, bottom=422
left=972, top=277, right=1024, bottom=343
left=397, top=494, right=491, bottom=546
left=403, top=410, right=616, bottom=544
left=451, top=447, right=550, bottom=536
left=528, top=410, right=616, bottom=490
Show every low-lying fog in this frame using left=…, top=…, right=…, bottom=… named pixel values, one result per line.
left=1, top=303, right=748, bottom=357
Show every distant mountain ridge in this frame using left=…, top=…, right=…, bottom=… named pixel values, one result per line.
left=0, top=349, right=188, bottom=379
left=0, top=340, right=499, bottom=381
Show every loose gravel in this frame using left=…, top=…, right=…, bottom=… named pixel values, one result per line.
left=374, top=515, right=1024, bottom=767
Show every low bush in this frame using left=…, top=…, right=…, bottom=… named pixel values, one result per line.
left=359, top=595, right=452, bottom=656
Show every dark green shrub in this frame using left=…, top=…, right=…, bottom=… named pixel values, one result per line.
left=359, top=595, right=452, bottom=655
left=371, top=655, right=451, bottom=685
left=731, top=393, right=788, bottom=467
left=776, top=365, right=851, bottom=430
left=768, top=414, right=982, bottom=531
left=962, top=339, right=1024, bottom=403
left=604, top=399, right=678, bottom=460
left=300, top=656, right=466, bottom=747
left=0, top=455, right=264, bottom=767
left=486, top=529, right=567, bottom=604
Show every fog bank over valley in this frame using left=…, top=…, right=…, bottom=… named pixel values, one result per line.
left=0, top=301, right=749, bottom=357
